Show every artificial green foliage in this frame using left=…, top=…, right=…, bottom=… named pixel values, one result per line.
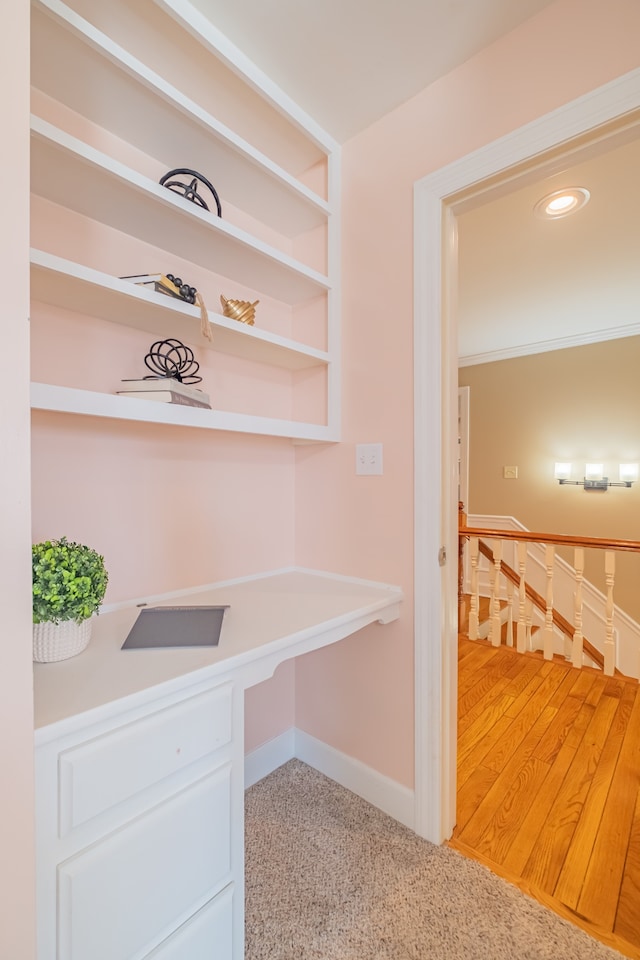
left=32, top=537, right=108, bottom=624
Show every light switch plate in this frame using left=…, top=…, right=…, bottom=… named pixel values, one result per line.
left=503, top=465, right=518, bottom=479
left=356, top=443, right=383, bottom=476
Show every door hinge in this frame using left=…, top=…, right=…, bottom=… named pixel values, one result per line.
left=438, top=546, right=447, bottom=567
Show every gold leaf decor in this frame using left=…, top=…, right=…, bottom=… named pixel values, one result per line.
left=220, top=294, right=259, bottom=326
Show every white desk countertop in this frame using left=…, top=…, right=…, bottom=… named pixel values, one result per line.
left=33, top=568, right=403, bottom=743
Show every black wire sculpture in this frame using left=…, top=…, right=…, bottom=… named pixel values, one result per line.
left=159, top=168, right=222, bottom=217
left=144, top=338, right=202, bottom=384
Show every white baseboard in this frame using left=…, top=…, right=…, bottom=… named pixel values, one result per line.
left=294, top=729, right=415, bottom=830
left=244, top=728, right=295, bottom=788
left=245, top=727, right=416, bottom=830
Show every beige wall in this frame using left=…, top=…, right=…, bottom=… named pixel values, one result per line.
left=2, top=1, right=36, bottom=956
left=459, top=336, right=640, bottom=618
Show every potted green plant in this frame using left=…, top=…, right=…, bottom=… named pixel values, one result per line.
left=32, top=537, right=109, bottom=662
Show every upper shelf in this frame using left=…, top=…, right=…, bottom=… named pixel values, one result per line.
left=31, top=250, right=330, bottom=371
left=31, top=0, right=330, bottom=238
left=153, top=0, right=337, bottom=160
left=31, top=117, right=330, bottom=306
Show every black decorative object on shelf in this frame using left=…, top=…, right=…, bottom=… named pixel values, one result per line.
left=165, top=274, right=198, bottom=304
left=120, top=272, right=198, bottom=304
left=144, top=338, right=202, bottom=384
left=159, top=168, right=222, bottom=217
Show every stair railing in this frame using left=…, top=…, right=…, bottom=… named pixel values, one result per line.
left=458, top=503, right=640, bottom=676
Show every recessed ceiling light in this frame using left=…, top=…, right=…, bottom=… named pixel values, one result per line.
left=534, top=187, right=590, bottom=220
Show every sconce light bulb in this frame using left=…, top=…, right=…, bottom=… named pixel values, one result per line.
left=619, top=463, right=639, bottom=484
left=585, top=463, right=604, bottom=482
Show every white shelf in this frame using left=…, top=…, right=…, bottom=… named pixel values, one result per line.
left=31, top=382, right=336, bottom=442
left=31, top=250, right=330, bottom=371
left=154, top=0, right=338, bottom=159
left=31, top=0, right=330, bottom=238
left=31, top=117, right=330, bottom=306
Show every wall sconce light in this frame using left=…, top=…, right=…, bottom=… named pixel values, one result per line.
left=554, top=462, right=639, bottom=490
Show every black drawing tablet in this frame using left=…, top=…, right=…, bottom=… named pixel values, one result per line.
left=122, top=605, right=229, bottom=649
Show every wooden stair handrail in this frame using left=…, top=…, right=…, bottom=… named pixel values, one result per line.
left=459, top=524, right=640, bottom=555
left=457, top=503, right=637, bottom=675
left=476, top=540, right=611, bottom=673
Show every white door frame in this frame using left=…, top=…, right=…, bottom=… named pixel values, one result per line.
left=413, top=67, right=640, bottom=843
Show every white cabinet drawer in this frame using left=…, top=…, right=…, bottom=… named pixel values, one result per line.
left=58, top=684, right=232, bottom=835
left=145, top=886, right=233, bottom=959
left=57, top=765, right=231, bottom=960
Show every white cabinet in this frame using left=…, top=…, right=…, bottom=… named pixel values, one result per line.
left=35, top=678, right=242, bottom=960
left=29, top=0, right=340, bottom=441
left=145, top=889, right=234, bottom=959
left=33, top=571, right=404, bottom=960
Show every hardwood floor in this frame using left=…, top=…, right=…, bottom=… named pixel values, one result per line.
left=449, top=636, right=640, bottom=959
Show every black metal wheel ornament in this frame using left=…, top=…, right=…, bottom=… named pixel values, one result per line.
left=159, top=168, right=222, bottom=217
left=144, top=338, right=202, bottom=384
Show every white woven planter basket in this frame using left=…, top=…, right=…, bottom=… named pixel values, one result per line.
left=33, top=618, right=92, bottom=663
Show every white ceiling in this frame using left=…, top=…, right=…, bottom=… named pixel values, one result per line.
left=457, top=130, right=640, bottom=365
left=191, top=0, right=556, bottom=142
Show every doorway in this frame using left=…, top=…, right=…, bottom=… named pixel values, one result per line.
left=412, top=69, right=640, bottom=844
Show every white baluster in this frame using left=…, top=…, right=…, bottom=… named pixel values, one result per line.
left=505, top=580, right=514, bottom=647
left=469, top=537, right=479, bottom=641
left=490, top=540, right=503, bottom=647
left=517, top=541, right=527, bottom=653
left=543, top=544, right=555, bottom=661
left=572, top=548, right=585, bottom=669
left=526, top=597, right=534, bottom=650
left=604, top=550, right=616, bottom=676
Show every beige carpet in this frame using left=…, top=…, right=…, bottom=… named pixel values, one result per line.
left=245, top=759, right=623, bottom=960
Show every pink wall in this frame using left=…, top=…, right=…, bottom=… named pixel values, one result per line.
left=2, top=1, right=36, bottom=957
left=30, top=415, right=298, bottom=752
left=31, top=417, right=296, bottom=600
left=244, top=660, right=295, bottom=754
left=294, top=0, right=640, bottom=788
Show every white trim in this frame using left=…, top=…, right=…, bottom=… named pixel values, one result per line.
left=459, top=321, right=640, bottom=367
left=294, top=729, right=415, bottom=830
left=153, top=0, right=338, bottom=155
left=243, top=727, right=415, bottom=830
left=244, top=729, right=295, bottom=788
left=414, top=67, right=640, bottom=844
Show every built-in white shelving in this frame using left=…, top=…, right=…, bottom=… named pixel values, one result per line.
left=31, top=118, right=329, bottom=306
left=31, top=250, right=329, bottom=371
left=31, top=0, right=329, bottom=238
left=29, top=0, right=340, bottom=443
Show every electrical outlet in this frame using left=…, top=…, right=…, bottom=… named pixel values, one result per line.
left=356, top=443, right=383, bottom=476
